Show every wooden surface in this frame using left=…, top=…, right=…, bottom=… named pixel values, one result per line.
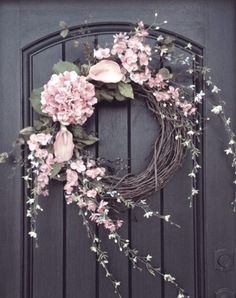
left=0, top=1, right=235, bottom=298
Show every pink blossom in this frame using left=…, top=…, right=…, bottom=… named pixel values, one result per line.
left=88, top=60, right=123, bottom=83
left=97, top=200, right=108, bottom=213
left=111, top=41, right=127, bottom=55
left=130, top=67, right=151, bottom=85
left=148, top=74, right=165, bottom=88
left=86, top=189, right=97, bottom=198
left=168, top=86, right=180, bottom=100
left=87, top=200, right=97, bottom=211
left=153, top=91, right=171, bottom=102
left=86, top=167, right=106, bottom=179
left=27, top=133, right=52, bottom=151
left=70, top=159, right=86, bottom=173
left=127, top=37, right=143, bottom=52
left=64, top=169, right=78, bottom=195
left=54, top=126, right=74, bottom=163
left=94, top=48, right=110, bottom=59
left=138, top=52, right=149, bottom=66
left=41, top=71, right=97, bottom=126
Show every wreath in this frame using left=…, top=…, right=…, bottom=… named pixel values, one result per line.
left=1, top=18, right=236, bottom=298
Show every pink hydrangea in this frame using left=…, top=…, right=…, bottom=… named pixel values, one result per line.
left=41, top=71, right=97, bottom=126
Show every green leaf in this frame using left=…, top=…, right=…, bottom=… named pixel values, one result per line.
left=19, top=126, right=34, bottom=141
left=34, top=117, right=53, bottom=131
left=50, top=163, right=64, bottom=178
left=71, top=125, right=99, bottom=146
left=19, top=126, right=34, bottom=136
left=158, top=67, right=173, bottom=80
left=118, top=82, right=134, bottom=99
left=52, top=60, right=80, bottom=75
left=96, top=89, right=114, bottom=102
left=29, top=87, right=45, bottom=115
left=114, top=91, right=126, bottom=101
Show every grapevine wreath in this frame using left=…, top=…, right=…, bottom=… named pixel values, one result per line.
left=1, top=17, right=236, bottom=298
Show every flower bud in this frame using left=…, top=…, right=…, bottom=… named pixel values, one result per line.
left=54, top=125, right=74, bottom=162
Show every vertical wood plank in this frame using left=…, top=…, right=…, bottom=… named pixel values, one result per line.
left=32, top=45, right=64, bottom=298
left=0, top=3, right=21, bottom=298
left=163, top=48, right=195, bottom=297
left=65, top=38, right=96, bottom=298
left=98, top=100, right=129, bottom=297
left=130, top=96, right=162, bottom=297
left=205, top=0, right=236, bottom=296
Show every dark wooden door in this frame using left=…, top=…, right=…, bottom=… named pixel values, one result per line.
left=0, top=1, right=235, bottom=298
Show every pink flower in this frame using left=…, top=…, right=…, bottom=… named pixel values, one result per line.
left=88, top=60, right=123, bottom=83
left=138, top=52, right=149, bottom=66
left=94, top=48, right=110, bottom=59
left=70, top=159, right=86, bottom=173
left=148, top=74, right=165, bottom=88
left=153, top=91, right=171, bottom=102
left=41, top=71, right=97, bottom=125
left=97, top=200, right=108, bottom=213
left=168, top=86, right=180, bottom=100
left=64, top=169, right=78, bottom=195
left=86, top=189, right=97, bottom=198
left=86, top=167, right=106, bottom=179
left=27, top=133, right=52, bottom=151
left=87, top=200, right=97, bottom=211
left=54, top=126, right=74, bottom=163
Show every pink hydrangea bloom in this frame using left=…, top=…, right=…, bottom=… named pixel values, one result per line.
left=41, top=71, right=97, bottom=126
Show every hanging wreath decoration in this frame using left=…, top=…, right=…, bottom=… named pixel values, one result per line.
left=1, top=17, right=236, bottom=298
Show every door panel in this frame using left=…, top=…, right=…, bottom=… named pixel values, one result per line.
left=0, top=1, right=235, bottom=298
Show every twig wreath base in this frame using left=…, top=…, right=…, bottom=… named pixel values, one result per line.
left=104, top=84, right=188, bottom=201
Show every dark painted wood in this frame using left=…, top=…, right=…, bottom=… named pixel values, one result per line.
left=0, top=1, right=236, bottom=298
left=65, top=38, right=97, bottom=298
left=32, top=45, right=64, bottom=298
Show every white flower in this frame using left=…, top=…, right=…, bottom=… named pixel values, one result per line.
left=164, top=215, right=171, bottom=222
left=194, top=91, right=205, bottom=103
left=185, top=43, right=192, bottom=49
left=146, top=254, right=152, bottom=261
left=211, top=85, right=221, bottom=93
left=188, top=172, right=196, bottom=178
left=229, top=139, right=235, bottom=145
left=187, top=130, right=195, bottom=136
left=211, top=105, right=222, bottom=114
left=144, top=211, right=153, bottom=218
left=192, top=188, right=199, bottom=196
left=164, top=274, right=175, bottom=282
left=226, top=118, right=231, bottom=125
left=225, top=148, right=233, bottom=155
left=29, top=231, right=37, bottom=238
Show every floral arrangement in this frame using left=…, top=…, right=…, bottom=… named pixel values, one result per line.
left=1, top=16, right=236, bottom=298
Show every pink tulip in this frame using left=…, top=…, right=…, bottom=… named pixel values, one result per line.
left=54, top=125, right=74, bottom=162
left=88, top=60, right=123, bottom=83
